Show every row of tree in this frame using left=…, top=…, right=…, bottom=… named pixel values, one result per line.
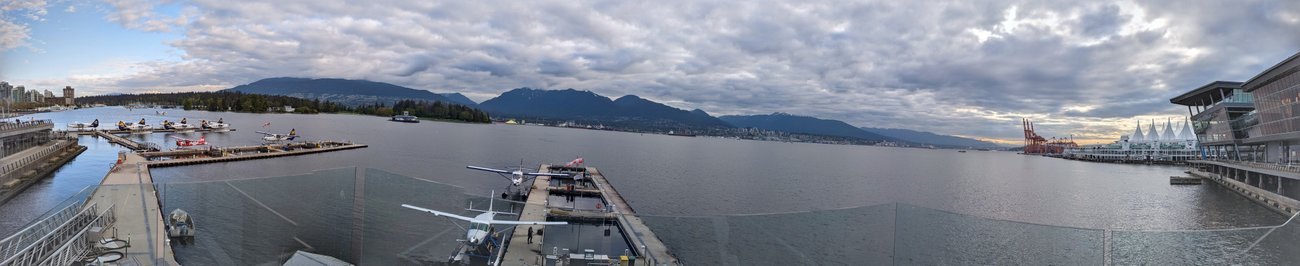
left=78, top=92, right=490, bottom=123
left=353, top=100, right=491, bottom=123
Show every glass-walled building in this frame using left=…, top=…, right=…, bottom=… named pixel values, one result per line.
left=1170, top=81, right=1255, bottom=160
left=1173, top=51, right=1300, bottom=209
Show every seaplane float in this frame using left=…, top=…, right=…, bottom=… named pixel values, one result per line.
left=67, top=119, right=99, bottom=131
left=402, top=191, right=566, bottom=264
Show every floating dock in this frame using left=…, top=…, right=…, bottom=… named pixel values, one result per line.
left=499, top=164, right=680, bottom=265
left=1169, top=176, right=1203, bottom=185
left=141, top=141, right=367, bottom=167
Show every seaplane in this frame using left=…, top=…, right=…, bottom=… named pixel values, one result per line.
left=67, top=119, right=99, bottom=131
left=171, top=118, right=198, bottom=132
left=119, top=119, right=153, bottom=133
left=401, top=191, right=566, bottom=262
left=468, top=162, right=572, bottom=187
left=201, top=118, right=230, bottom=131
left=171, top=136, right=208, bottom=147
left=257, top=129, right=297, bottom=142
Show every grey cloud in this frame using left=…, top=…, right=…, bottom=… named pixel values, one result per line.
left=65, top=0, right=1300, bottom=141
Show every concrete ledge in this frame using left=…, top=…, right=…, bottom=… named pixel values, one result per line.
left=1189, top=170, right=1300, bottom=216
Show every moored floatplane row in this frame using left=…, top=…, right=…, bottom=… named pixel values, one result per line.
left=64, top=117, right=235, bottom=134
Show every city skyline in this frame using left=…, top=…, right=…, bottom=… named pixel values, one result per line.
left=3, top=1, right=1300, bottom=144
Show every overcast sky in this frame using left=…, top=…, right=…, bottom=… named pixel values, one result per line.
left=2, top=0, right=1299, bottom=144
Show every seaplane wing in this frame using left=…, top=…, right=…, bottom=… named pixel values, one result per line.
left=466, top=166, right=512, bottom=174
left=401, top=204, right=476, bottom=222
left=254, top=131, right=277, bottom=136
left=488, top=220, right=568, bottom=225
left=525, top=172, right=571, bottom=177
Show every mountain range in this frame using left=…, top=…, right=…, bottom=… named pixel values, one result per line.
left=221, top=77, right=997, bottom=147
left=478, top=88, right=731, bottom=129
left=860, top=127, right=1002, bottom=148
left=223, top=77, right=461, bottom=106
left=719, top=113, right=891, bottom=141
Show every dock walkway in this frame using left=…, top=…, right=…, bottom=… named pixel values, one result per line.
left=587, top=167, right=679, bottom=265
left=498, top=165, right=680, bottom=265
left=84, top=153, right=177, bottom=265
left=499, top=164, right=557, bottom=266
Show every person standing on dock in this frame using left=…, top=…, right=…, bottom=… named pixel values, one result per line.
left=527, top=227, right=534, bottom=243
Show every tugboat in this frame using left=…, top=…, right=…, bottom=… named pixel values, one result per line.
left=391, top=111, right=419, bottom=123
left=166, top=209, right=195, bottom=245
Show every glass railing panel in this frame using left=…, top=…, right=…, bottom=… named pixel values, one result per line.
left=641, top=203, right=896, bottom=265
left=1111, top=228, right=1269, bottom=264
left=1233, top=217, right=1300, bottom=264
left=160, top=167, right=356, bottom=265
left=356, top=168, right=469, bottom=265
left=892, top=204, right=1103, bottom=265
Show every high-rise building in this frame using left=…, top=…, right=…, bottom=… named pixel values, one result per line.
left=63, top=86, right=74, bottom=105
left=0, top=82, right=11, bottom=103
left=14, top=86, right=26, bottom=103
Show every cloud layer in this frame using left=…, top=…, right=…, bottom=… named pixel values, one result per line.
left=11, top=0, right=1300, bottom=142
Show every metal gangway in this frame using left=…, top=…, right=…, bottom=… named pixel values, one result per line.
left=0, top=201, right=117, bottom=266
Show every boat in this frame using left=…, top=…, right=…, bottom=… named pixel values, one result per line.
left=958, top=150, right=967, bottom=153
left=166, top=209, right=195, bottom=244
left=391, top=111, right=419, bottom=123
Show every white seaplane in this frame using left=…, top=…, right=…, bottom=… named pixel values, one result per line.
left=67, top=119, right=99, bottom=131
left=256, top=129, right=297, bottom=142
left=201, top=118, right=230, bottom=131
left=467, top=163, right=571, bottom=187
left=401, top=191, right=566, bottom=262
left=118, top=119, right=153, bottom=134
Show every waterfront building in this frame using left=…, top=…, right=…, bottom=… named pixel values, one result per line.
left=1170, top=51, right=1300, bottom=213
left=1061, top=119, right=1199, bottom=162
left=1169, top=81, right=1255, bottom=160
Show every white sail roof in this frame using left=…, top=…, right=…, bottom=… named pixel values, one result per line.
left=1161, top=118, right=1176, bottom=141
left=1179, top=119, right=1196, bottom=141
left=1147, top=119, right=1160, bottom=141
left=1130, top=121, right=1145, bottom=142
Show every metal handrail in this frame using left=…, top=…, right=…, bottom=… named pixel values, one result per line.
left=0, top=203, right=100, bottom=265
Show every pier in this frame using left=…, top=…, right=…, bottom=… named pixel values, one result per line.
left=93, top=130, right=155, bottom=151
left=498, top=164, right=680, bottom=265
left=141, top=141, right=366, bottom=167
left=0, top=126, right=367, bottom=264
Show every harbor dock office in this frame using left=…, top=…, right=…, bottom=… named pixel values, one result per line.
left=1170, top=51, right=1300, bottom=213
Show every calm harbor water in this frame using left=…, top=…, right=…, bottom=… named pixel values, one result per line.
left=0, top=107, right=1291, bottom=264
